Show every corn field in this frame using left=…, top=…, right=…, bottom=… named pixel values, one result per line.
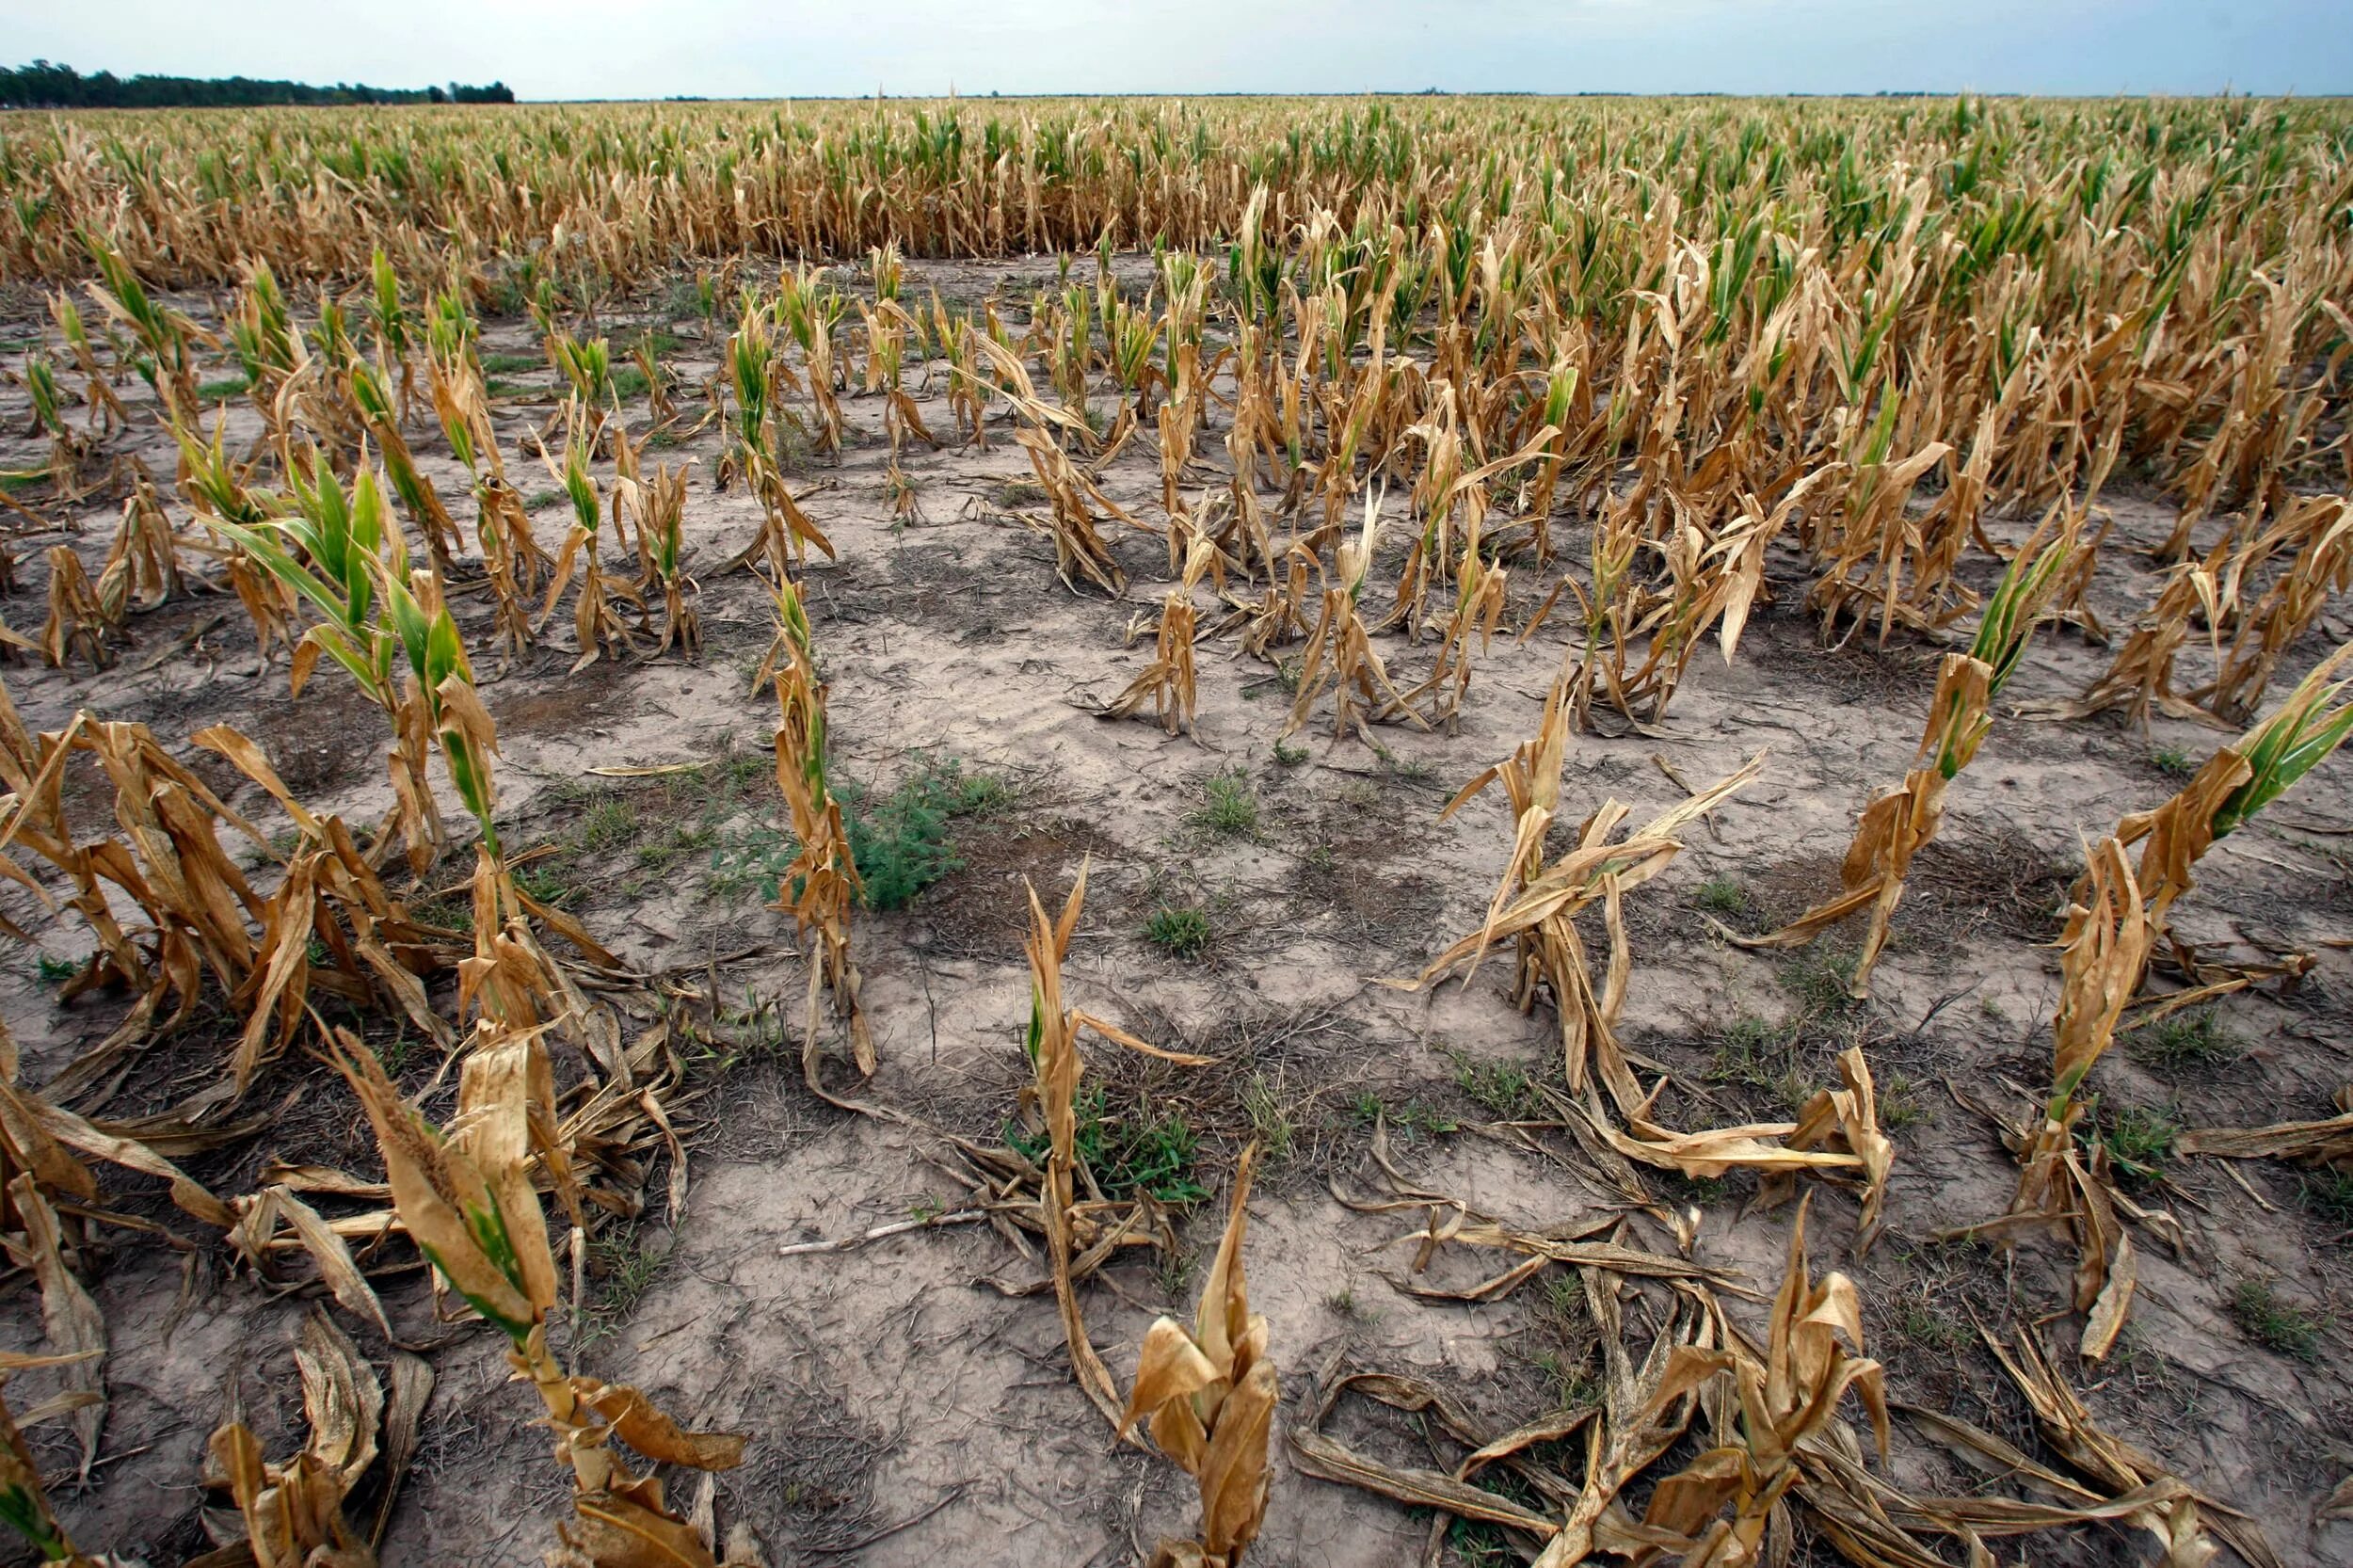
left=0, top=91, right=2350, bottom=1566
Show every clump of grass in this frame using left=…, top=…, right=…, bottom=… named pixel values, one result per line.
left=1692, top=876, right=1750, bottom=916
left=709, top=824, right=797, bottom=901
left=481, top=351, right=545, bottom=376
left=1241, top=1073, right=1293, bottom=1164
left=2096, top=1104, right=2178, bottom=1182
left=1445, top=1048, right=1539, bottom=1119
left=1657, top=1169, right=1729, bottom=1207
left=576, top=793, right=639, bottom=853
left=1272, top=739, right=1310, bottom=766
left=1705, top=1016, right=1811, bottom=1113
left=1780, top=946, right=1864, bottom=1016
left=576, top=1222, right=674, bottom=1348
left=2229, top=1277, right=2325, bottom=1360
left=1191, top=769, right=1259, bottom=837
left=35, top=952, right=76, bottom=985
left=407, top=893, right=473, bottom=934
left=2126, top=1007, right=2244, bottom=1072
left=1893, top=1296, right=1972, bottom=1353
left=2151, top=744, right=2196, bottom=778
left=512, top=861, right=577, bottom=908
left=1879, top=1072, right=1927, bottom=1131
left=2298, top=1168, right=2353, bottom=1229
left=634, top=819, right=718, bottom=873
left=1144, top=902, right=1213, bottom=959
left=1350, top=1092, right=1456, bottom=1141
left=1528, top=1347, right=1599, bottom=1413
left=1009, top=1085, right=1207, bottom=1204
left=991, top=478, right=1048, bottom=509
left=199, top=374, right=249, bottom=401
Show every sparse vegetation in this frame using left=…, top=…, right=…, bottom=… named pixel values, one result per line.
left=1144, top=901, right=1213, bottom=959
left=1693, top=876, right=1749, bottom=916
left=1011, top=1085, right=1208, bottom=1205
left=2127, top=1007, right=2244, bottom=1072
left=1192, top=769, right=1260, bottom=837
left=2229, top=1276, right=2326, bottom=1360
left=1446, top=1048, right=1540, bottom=1119
left=2097, top=1104, right=2178, bottom=1182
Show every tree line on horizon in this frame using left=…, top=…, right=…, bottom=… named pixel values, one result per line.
left=0, top=59, right=515, bottom=108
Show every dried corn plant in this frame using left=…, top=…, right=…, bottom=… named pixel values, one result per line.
left=1725, top=521, right=2075, bottom=997
left=346, top=360, right=462, bottom=577
left=1000, top=860, right=1207, bottom=1430
left=2179, top=1084, right=2353, bottom=1168
left=535, top=405, right=642, bottom=671
left=82, top=232, right=208, bottom=418
left=1281, top=492, right=1424, bottom=743
left=776, top=262, right=847, bottom=457
left=0, top=707, right=454, bottom=1119
left=856, top=296, right=938, bottom=458
left=1305, top=1153, right=2244, bottom=1568
left=46, top=290, right=126, bottom=437
left=2, top=1175, right=104, bottom=1484
left=1120, top=1144, right=1278, bottom=1568
left=199, top=1308, right=430, bottom=1568
left=38, top=548, right=119, bottom=670
left=1953, top=1328, right=2263, bottom=1567
left=1805, top=424, right=1956, bottom=644
left=1099, top=536, right=1213, bottom=735
left=1625, top=1198, right=1893, bottom=1566
left=17, top=352, right=88, bottom=501
left=1289, top=1212, right=1739, bottom=1567
left=0, top=1349, right=120, bottom=1567
left=968, top=336, right=1133, bottom=595
left=2126, top=642, right=2353, bottom=920
left=1949, top=837, right=2170, bottom=1361
left=763, top=576, right=872, bottom=1085
left=430, top=324, right=551, bottom=663
left=334, top=1028, right=744, bottom=1564
left=0, top=1045, right=236, bottom=1234
left=2055, top=547, right=2222, bottom=727
left=1753, top=1048, right=1896, bottom=1254
left=1393, top=680, right=1763, bottom=1116
left=96, top=463, right=185, bottom=616
left=641, top=460, right=701, bottom=659
left=720, top=298, right=835, bottom=576
left=1388, top=515, right=1508, bottom=734
left=2184, top=496, right=2353, bottom=722
left=204, top=456, right=442, bottom=871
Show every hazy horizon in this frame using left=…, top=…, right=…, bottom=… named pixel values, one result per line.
left=6, top=1, right=2349, bottom=103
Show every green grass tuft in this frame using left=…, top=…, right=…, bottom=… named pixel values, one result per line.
left=1144, top=902, right=1213, bottom=959
left=1446, top=1048, right=1540, bottom=1119
left=1191, top=769, right=1259, bottom=837
left=1692, top=876, right=1750, bottom=916
left=2126, top=1007, right=2243, bottom=1072
left=2229, top=1277, right=2325, bottom=1360
left=2097, top=1104, right=2177, bottom=1181
left=1010, top=1086, right=1206, bottom=1204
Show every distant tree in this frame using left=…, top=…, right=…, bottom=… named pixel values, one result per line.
left=0, top=59, right=518, bottom=108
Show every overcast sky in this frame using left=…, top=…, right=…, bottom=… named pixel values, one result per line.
left=7, top=0, right=2348, bottom=99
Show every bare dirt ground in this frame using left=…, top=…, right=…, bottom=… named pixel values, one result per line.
left=2, top=257, right=2350, bottom=1566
